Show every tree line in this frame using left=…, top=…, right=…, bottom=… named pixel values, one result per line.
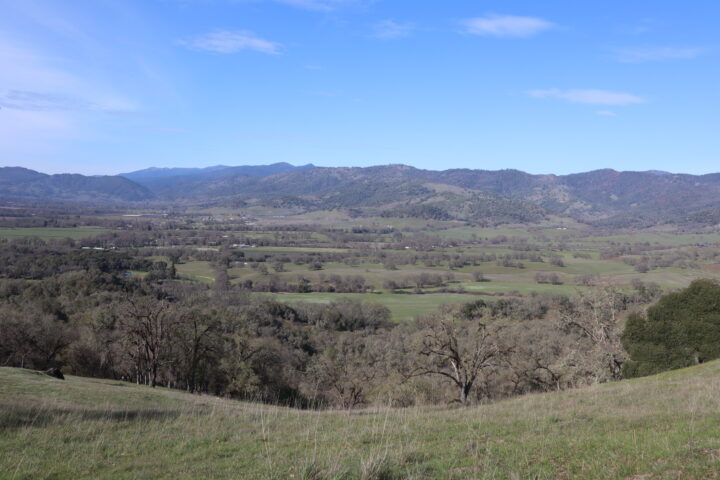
left=2, top=237, right=709, bottom=409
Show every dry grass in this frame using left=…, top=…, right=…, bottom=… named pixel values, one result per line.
left=2, top=364, right=720, bottom=479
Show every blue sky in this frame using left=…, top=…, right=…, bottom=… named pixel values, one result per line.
left=1, top=0, right=719, bottom=175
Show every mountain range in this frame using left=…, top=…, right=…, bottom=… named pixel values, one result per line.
left=2, top=163, right=720, bottom=226
left=119, top=162, right=314, bottom=189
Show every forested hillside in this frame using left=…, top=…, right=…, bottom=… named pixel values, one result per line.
left=4, top=164, right=720, bottom=226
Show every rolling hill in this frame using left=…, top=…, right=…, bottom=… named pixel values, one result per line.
left=4, top=164, right=720, bottom=225
left=0, top=167, right=154, bottom=203
left=148, top=165, right=720, bottom=225
left=2, top=362, right=720, bottom=479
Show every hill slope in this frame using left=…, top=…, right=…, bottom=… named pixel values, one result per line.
left=5, top=164, right=720, bottom=225
left=0, top=167, right=154, bottom=203
left=2, top=364, right=720, bottom=479
left=150, top=165, right=720, bottom=225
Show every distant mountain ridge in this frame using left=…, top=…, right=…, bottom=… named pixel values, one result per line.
left=0, top=167, right=153, bottom=203
left=120, top=162, right=315, bottom=189
left=3, top=163, right=720, bottom=226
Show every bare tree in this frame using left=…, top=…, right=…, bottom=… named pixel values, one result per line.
left=558, top=287, right=628, bottom=382
left=175, top=309, right=220, bottom=392
left=310, top=334, right=382, bottom=409
left=120, top=297, right=181, bottom=387
left=500, top=320, right=574, bottom=395
left=409, top=315, right=506, bottom=404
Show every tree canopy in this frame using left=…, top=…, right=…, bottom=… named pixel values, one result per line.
left=622, top=279, right=720, bottom=378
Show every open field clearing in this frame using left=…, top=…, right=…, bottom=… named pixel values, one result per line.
left=271, top=292, right=477, bottom=322
left=3, top=362, right=720, bottom=480
left=0, top=227, right=109, bottom=240
left=176, top=261, right=216, bottom=283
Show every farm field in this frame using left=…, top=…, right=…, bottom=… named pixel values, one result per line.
left=272, top=291, right=479, bottom=322
left=0, top=227, right=109, bottom=240
left=175, top=261, right=215, bottom=283
left=132, top=220, right=720, bottom=322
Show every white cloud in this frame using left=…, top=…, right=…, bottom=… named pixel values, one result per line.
left=614, top=46, right=706, bottom=63
left=462, top=14, right=555, bottom=38
left=528, top=89, right=646, bottom=106
left=372, top=20, right=413, bottom=40
left=596, top=110, right=617, bottom=117
left=183, top=30, right=281, bottom=55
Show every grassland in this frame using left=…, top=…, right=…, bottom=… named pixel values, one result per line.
left=3, top=362, right=720, bottom=479
left=273, top=292, right=479, bottom=322
left=176, top=261, right=215, bottom=283
left=8, top=218, right=716, bottom=325
left=169, top=238, right=720, bottom=322
left=0, top=227, right=109, bottom=240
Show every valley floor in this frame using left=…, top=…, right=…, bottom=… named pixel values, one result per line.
left=2, top=364, right=720, bottom=479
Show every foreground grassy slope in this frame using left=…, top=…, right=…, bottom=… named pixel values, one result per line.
left=2, top=365, right=720, bottom=479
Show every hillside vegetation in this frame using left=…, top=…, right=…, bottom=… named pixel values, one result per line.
left=3, top=363, right=720, bottom=479
left=6, top=164, right=720, bottom=225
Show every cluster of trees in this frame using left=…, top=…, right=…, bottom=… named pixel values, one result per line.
left=247, top=274, right=372, bottom=294
left=622, top=249, right=718, bottom=273
left=535, top=272, right=564, bottom=285
left=622, top=279, right=720, bottom=377
left=0, top=269, right=390, bottom=405
left=0, top=239, right=153, bottom=279
left=3, top=235, right=704, bottom=410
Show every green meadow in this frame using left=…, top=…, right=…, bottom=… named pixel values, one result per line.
left=3, top=361, right=720, bottom=479
left=272, top=292, right=477, bottom=322
left=0, top=227, right=109, bottom=240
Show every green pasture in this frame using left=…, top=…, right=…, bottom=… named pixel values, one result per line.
left=176, top=261, right=215, bottom=283
left=0, top=227, right=109, bottom=240
left=271, top=292, right=477, bottom=322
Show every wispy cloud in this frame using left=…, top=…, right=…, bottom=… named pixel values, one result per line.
left=182, top=30, right=281, bottom=55
left=371, top=20, right=414, bottom=40
left=0, top=37, right=139, bottom=155
left=462, top=14, right=555, bottom=38
left=613, top=46, right=706, bottom=63
left=0, top=90, right=136, bottom=114
left=0, top=90, right=91, bottom=111
left=596, top=110, right=617, bottom=117
left=623, top=18, right=660, bottom=35
left=528, top=89, right=646, bottom=106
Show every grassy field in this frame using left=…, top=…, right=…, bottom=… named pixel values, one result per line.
left=0, top=227, right=109, bottom=240
left=272, top=292, right=478, bottom=322
left=176, top=261, right=215, bottom=283
left=3, top=362, right=720, bottom=479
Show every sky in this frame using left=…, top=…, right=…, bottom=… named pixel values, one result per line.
left=1, top=0, right=719, bottom=176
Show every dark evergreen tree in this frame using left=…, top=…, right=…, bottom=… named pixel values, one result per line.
left=622, top=279, right=720, bottom=378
